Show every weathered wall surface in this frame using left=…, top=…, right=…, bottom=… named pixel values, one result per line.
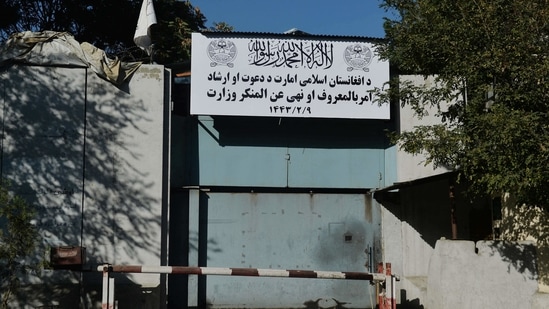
left=499, top=194, right=549, bottom=309
left=379, top=74, right=549, bottom=309
left=500, top=194, right=549, bottom=293
left=0, top=64, right=170, bottom=308
left=169, top=86, right=394, bottom=307
left=379, top=74, right=497, bottom=308
left=378, top=177, right=479, bottom=308
left=380, top=75, right=454, bottom=307
left=203, top=192, right=381, bottom=308
left=190, top=116, right=389, bottom=189
left=396, top=75, right=452, bottom=183
left=427, top=240, right=538, bottom=309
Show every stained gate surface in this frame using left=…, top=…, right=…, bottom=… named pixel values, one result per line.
left=203, top=192, right=381, bottom=308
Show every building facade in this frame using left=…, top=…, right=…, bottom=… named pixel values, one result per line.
left=3, top=31, right=543, bottom=309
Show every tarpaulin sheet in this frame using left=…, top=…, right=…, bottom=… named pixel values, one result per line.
left=0, top=31, right=141, bottom=85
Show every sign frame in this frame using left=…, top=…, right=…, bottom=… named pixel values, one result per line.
left=191, top=32, right=389, bottom=119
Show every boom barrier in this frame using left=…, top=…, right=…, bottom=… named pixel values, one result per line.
left=97, top=263, right=397, bottom=309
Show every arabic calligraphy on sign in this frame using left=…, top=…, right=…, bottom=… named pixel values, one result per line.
left=191, top=33, right=390, bottom=119
left=206, top=71, right=374, bottom=106
left=207, top=72, right=372, bottom=88
left=248, top=39, right=334, bottom=69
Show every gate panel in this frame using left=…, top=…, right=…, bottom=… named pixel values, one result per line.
left=203, top=192, right=381, bottom=308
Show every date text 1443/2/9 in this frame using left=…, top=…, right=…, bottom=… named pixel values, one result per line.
left=270, top=106, right=312, bottom=115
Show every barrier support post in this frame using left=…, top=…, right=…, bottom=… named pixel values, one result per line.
left=377, top=262, right=398, bottom=309
left=377, top=263, right=385, bottom=309
left=96, top=263, right=392, bottom=308
left=101, top=264, right=115, bottom=309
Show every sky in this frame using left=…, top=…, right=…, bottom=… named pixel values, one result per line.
left=190, top=0, right=394, bottom=39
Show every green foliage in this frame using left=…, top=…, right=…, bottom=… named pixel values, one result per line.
left=0, top=1, right=19, bottom=29
left=379, top=0, right=549, bottom=209
left=0, top=182, right=39, bottom=308
left=0, top=0, right=139, bottom=51
left=151, top=0, right=207, bottom=64
left=211, top=22, right=234, bottom=32
left=0, top=0, right=210, bottom=64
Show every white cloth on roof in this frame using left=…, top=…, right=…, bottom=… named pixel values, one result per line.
left=134, top=0, right=157, bottom=55
left=0, top=31, right=141, bottom=85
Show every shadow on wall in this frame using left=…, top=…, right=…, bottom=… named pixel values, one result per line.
left=375, top=172, right=495, bottom=248
left=427, top=240, right=538, bottom=309
left=500, top=194, right=549, bottom=290
left=374, top=173, right=496, bottom=309
left=303, top=298, right=348, bottom=308
left=0, top=64, right=166, bottom=307
left=482, top=241, right=537, bottom=280
left=13, top=278, right=162, bottom=309
left=211, top=115, right=391, bottom=149
left=399, top=290, right=424, bottom=309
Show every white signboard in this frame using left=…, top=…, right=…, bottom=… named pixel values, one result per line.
left=191, top=33, right=390, bottom=119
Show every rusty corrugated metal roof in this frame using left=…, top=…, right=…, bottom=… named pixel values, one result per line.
left=175, top=71, right=191, bottom=77
left=198, top=30, right=385, bottom=42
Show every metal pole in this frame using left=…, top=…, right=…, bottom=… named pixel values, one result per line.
left=102, top=267, right=115, bottom=309
left=391, top=274, right=397, bottom=309
left=450, top=183, right=458, bottom=239
left=97, top=264, right=386, bottom=281
left=377, top=263, right=384, bottom=309
left=386, top=263, right=393, bottom=309
left=101, top=269, right=108, bottom=309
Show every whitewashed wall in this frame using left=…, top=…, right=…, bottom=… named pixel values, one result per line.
left=380, top=75, right=454, bottom=307
left=0, top=64, right=170, bottom=308
left=396, top=75, right=452, bottom=182
left=427, top=240, right=538, bottom=309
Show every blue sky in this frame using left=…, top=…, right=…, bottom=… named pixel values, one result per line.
left=190, top=0, right=393, bottom=38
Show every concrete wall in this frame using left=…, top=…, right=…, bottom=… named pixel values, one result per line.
left=379, top=177, right=464, bottom=308
left=379, top=75, right=472, bottom=308
left=427, top=240, right=538, bottom=309
left=396, top=75, right=452, bottom=183
left=379, top=74, right=549, bottom=308
left=379, top=187, right=549, bottom=309
left=0, top=64, right=170, bottom=308
left=500, top=194, right=549, bottom=293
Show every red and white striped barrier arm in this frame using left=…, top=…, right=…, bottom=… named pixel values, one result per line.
left=97, top=264, right=387, bottom=281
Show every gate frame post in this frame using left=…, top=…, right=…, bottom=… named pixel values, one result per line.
left=101, top=264, right=115, bottom=309
left=377, top=262, right=397, bottom=309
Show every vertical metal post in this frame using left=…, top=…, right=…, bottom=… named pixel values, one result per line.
left=102, top=266, right=115, bottom=309
left=377, top=263, right=384, bottom=309
left=450, top=183, right=458, bottom=239
left=108, top=277, right=115, bottom=308
left=376, top=262, right=396, bottom=309
left=102, top=268, right=108, bottom=309
left=391, top=274, right=397, bottom=309
left=188, top=188, right=201, bottom=307
left=385, top=263, right=394, bottom=309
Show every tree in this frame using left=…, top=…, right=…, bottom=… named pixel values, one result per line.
left=211, top=22, right=234, bottom=32
left=151, top=0, right=207, bottom=64
left=0, top=1, right=18, bottom=29
left=378, top=0, right=549, bottom=209
left=0, top=0, right=208, bottom=63
left=0, top=182, right=39, bottom=309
